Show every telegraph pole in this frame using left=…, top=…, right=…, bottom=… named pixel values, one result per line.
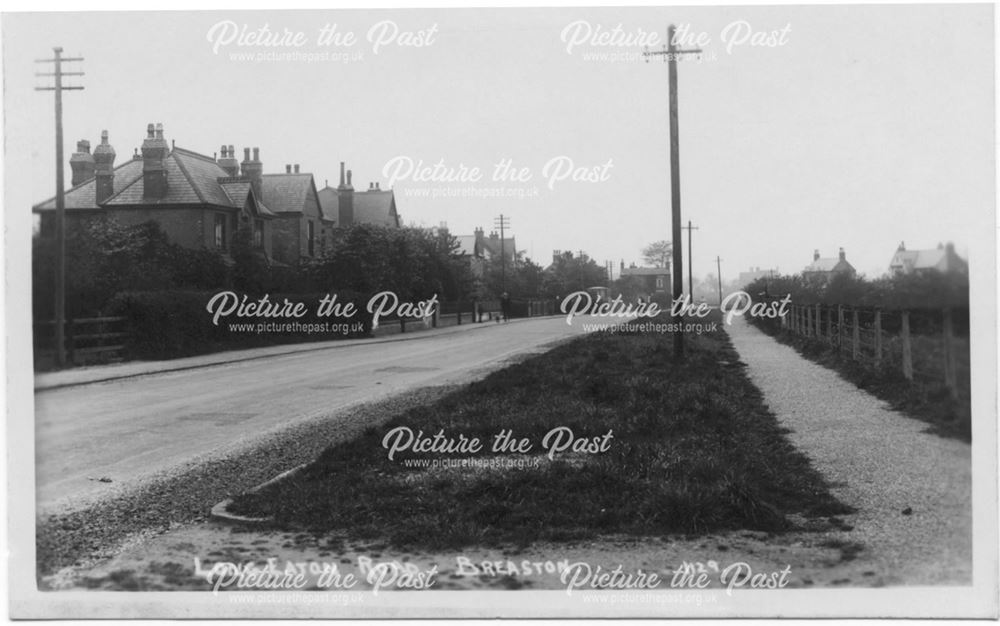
left=36, top=47, right=84, bottom=368
left=645, top=26, right=701, bottom=358
left=493, top=214, right=510, bottom=294
left=716, top=256, right=723, bottom=306
left=681, top=220, right=698, bottom=299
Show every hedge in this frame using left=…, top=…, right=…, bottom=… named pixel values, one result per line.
left=107, top=290, right=373, bottom=360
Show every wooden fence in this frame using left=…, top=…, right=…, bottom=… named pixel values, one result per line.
left=33, top=316, right=130, bottom=368
left=780, top=303, right=969, bottom=399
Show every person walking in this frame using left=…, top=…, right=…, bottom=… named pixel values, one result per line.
left=500, top=292, right=512, bottom=323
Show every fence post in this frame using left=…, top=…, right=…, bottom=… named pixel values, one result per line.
left=873, top=309, right=882, bottom=366
left=827, top=305, right=834, bottom=343
left=805, top=306, right=812, bottom=338
left=943, top=308, right=958, bottom=399
left=815, top=303, right=822, bottom=341
left=837, top=305, right=844, bottom=354
left=64, top=318, right=73, bottom=366
left=400, top=317, right=406, bottom=333
left=901, top=310, right=913, bottom=381
left=790, top=305, right=797, bottom=334
left=851, top=309, right=860, bottom=360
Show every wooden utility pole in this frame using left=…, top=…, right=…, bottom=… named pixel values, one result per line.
left=36, top=47, right=84, bottom=368
left=682, top=220, right=698, bottom=299
left=715, top=256, right=723, bottom=306
left=493, top=214, right=510, bottom=294
left=645, top=26, right=701, bottom=358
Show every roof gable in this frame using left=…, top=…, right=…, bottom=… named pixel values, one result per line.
left=260, top=173, right=318, bottom=215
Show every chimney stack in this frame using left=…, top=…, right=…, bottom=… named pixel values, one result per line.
left=218, top=145, right=239, bottom=177
left=839, top=247, right=846, bottom=261
left=93, top=131, right=116, bottom=204
left=813, top=249, right=820, bottom=262
left=141, top=122, right=169, bottom=199
left=241, top=146, right=263, bottom=195
left=69, top=139, right=95, bottom=186
left=337, top=161, right=355, bottom=226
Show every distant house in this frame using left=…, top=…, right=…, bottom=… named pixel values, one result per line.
left=454, top=227, right=518, bottom=277
left=619, top=261, right=671, bottom=300
left=317, top=163, right=401, bottom=233
left=889, top=241, right=967, bottom=277
left=33, top=124, right=277, bottom=260
left=737, top=266, right=778, bottom=288
left=260, top=164, right=326, bottom=265
left=802, top=248, right=856, bottom=283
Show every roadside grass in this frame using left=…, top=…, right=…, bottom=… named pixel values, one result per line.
left=231, top=311, right=852, bottom=551
left=747, top=318, right=970, bottom=442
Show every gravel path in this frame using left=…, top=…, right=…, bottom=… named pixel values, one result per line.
left=726, top=316, right=972, bottom=584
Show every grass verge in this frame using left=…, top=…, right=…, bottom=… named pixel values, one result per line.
left=231, top=312, right=852, bottom=551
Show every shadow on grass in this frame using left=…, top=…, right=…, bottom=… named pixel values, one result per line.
left=231, top=312, right=853, bottom=551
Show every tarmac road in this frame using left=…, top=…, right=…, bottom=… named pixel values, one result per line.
left=34, top=315, right=596, bottom=510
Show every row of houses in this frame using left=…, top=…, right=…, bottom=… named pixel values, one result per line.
left=33, top=123, right=400, bottom=266
left=737, top=243, right=968, bottom=287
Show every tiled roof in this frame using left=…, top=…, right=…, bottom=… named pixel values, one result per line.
left=33, top=158, right=144, bottom=211
left=353, top=190, right=399, bottom=227
left=480, top=236, right=516, bottom=259
left=803, top=258, right=854, bottom=273
left=105, top=148, right=235, bottom=207
left=34, top=146, right=292, bottom=218
left=317, top=186, right=400, bottom=227
left=219, top=180, right=277, bottom=218
left=260, top=173, right=315, bottom=214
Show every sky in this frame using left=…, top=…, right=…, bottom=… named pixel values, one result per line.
left=3, top=4, right=995, bottom=282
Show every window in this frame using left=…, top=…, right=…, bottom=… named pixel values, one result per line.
left=307, top=220, right=315, bottom=257
left=214, top=213, right=227, bottom=249
left=253, top=219, right=264, bottom=249
left=655, top=277, right=664, bottom=289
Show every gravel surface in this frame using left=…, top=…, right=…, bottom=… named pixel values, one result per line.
left=726, top=316, right=972, bottom=584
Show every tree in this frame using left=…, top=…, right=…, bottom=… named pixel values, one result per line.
left=642, top=240, right=672, bottom=268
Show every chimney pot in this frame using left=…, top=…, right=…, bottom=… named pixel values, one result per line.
left=294, top=164, right=300, bottom=173
left=813, top=249, right=820, bottom=262
left=286, top=164, right=292, bottom=173
left=252, top=147, right=260, bottom=161
left=339, top=161, right=346, bottom=188
left=220, top=145, right=227, bottom=158
left=375, top=182, right=380, bottom=190
left=147, top=123, right=155, bottom=139
left=839, top=247, right=846, bottom=261
left=155, top=123, right=164, bottom=139
left=244, top=148, right=251, bottom=162
left=347, top=170, right=353, bottom=186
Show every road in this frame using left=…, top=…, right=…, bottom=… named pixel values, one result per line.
left=35, top=316, right=595, bottom=510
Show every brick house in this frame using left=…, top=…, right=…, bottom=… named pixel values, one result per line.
left=619, top=262, right=672, bottom=301
left=802, top=248, right=856, bottom=283
left=33, top=124, right=278, bottom=259
left=317, top=162, right=401, bottom=231
left=260, top=164, right=327, bottom=265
